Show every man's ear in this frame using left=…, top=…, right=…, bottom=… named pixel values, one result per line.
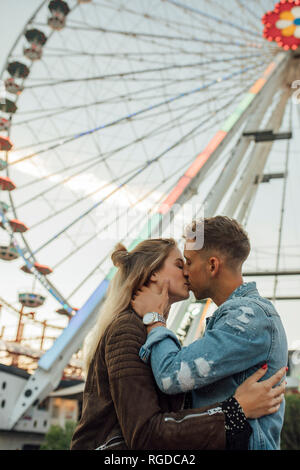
left=209, top=257, right=220, bottom=276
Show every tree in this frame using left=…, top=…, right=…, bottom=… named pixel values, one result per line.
left=40, top=421, right=77, bottom=450
left=281, top=394, right=300, bottom=450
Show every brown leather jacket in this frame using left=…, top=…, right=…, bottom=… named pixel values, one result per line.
left=70, top=309, right=226, bottom=450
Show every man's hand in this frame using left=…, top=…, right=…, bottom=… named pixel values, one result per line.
left=131, top=280, right=170, bottom=318
left=234, top=365, right=287, bottom=419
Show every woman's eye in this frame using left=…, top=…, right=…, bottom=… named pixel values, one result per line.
left=177, top=265, right=183, bottom=269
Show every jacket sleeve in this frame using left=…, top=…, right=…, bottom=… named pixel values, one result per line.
left=105, top=315, right=226, bottom=450
left=139, top=303, right=271, bottom=395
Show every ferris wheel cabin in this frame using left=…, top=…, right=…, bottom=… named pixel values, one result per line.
left=0, top=98, right=17, bottom=113
left=48, top=0, right=70, bottom=30
left=0, top=219, right=28, bottom=233
left=0, top=245, right=19, bottom=261
left=18, top=293, right=46, bottom=309
left=24, top=29, right=47, bottom=61
left=21, top=263, right=53, bottom=276
left=0, top=176, right=16, bottom=191
left=0, top=119, right=10, bottom=131
left=0, top=136, right=13, bottom=152
left=4, top=79, right=24, bottom=96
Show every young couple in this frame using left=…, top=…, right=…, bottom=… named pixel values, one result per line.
left=70, top=216, right=288, bottom=451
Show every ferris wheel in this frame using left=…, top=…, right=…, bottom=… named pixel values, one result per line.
left=0, top=0, right=300, bottom=429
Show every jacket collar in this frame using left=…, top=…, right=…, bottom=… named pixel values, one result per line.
left=206, top=282, right=259, bottom=326
left=226, top=281, right=258, bottom=301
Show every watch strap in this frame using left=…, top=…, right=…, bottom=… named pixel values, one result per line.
left=155, top=313, right=166, bottom=324
left=143, top=311, right=166, bottom=325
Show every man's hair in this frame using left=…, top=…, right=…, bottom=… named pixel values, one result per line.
left=184, top=216, right=250, bottom=269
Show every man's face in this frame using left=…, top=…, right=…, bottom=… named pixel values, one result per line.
left=183, top=245, right=214, bottom=300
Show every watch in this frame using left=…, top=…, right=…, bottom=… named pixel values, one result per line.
left=143, top=312, right=166, bottom=326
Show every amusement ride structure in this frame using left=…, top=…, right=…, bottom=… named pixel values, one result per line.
left=0, top=0, right=299, bottom=434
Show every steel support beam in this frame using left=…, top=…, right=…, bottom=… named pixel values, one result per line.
left=224, top=88, right=291, bottom=220
left=203, top=67, right=282, bottom=218
left=243, top=271, right=300, bottom=276
left=255, top=173, right=285, bottom=184
left=266, top=297, right=300, bottom=301
left=243, top=130, right=292, bottom=142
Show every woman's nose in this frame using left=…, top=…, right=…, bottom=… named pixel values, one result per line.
left=183, top=264, right=189, bottom=277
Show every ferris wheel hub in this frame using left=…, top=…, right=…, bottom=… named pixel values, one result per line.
left=263, top=1, right=300, bottom=50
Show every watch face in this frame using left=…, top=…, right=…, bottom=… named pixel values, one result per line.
left=143, top=312, right=155, bottom=325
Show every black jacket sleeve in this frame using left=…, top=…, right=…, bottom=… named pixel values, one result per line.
left=105, top=313, right=226, bottom=450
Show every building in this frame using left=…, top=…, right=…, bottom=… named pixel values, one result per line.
left=0, top=363, right=83, bottom=450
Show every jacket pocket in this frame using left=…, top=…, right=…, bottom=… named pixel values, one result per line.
left=164, top=406, right=222, bottom=424
left=95, top=434, right=126, bottom=450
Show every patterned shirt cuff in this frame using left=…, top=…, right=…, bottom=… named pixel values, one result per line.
left=221, top=396, right=252, bottom=450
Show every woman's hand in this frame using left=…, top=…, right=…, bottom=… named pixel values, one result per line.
left=233, top=366, right=287, bottom=419
left=131, top=280, right=170, bottom=318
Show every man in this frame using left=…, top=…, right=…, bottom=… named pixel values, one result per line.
left=132, top=216, right=288, bottom=450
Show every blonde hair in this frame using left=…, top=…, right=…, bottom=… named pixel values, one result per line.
left=83, top=238, right=176, bottom=374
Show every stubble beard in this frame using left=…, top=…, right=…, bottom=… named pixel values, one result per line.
left=194, top=286, right=211, bottom=301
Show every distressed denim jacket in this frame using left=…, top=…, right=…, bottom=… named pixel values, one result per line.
left=139, top=282, right=288, bottom=450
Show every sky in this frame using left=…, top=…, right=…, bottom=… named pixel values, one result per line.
left=0, top=0, right=299, bottom=353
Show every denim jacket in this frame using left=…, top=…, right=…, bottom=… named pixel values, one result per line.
left=139, top=282, right=288, bottom=450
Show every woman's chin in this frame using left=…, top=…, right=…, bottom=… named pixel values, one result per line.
left=169, top=284, right=191, bottom=303
left=176, top=291, right=190, bottom=302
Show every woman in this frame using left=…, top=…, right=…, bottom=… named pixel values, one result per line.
left=70, top=238, right=285, bottom=450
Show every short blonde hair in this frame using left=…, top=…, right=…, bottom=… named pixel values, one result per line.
left=184, top=216, right=250, bottom=269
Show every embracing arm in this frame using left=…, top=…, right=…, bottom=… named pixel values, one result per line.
left=139, top=305, right=271, bottom=395
left=105, top=314, right=226, bottom=450
left=105, top=313, right=285, bottom=450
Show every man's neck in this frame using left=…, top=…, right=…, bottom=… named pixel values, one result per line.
left=211, top=277, right=244, bottom=307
